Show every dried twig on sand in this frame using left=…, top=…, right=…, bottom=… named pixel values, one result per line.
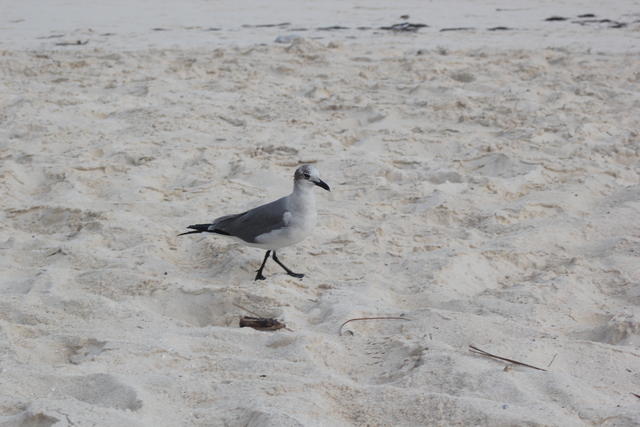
left=233, top=303, right=291, bottom=332
left=239, top=316, right=286, bottom=331
left=632, top=392, right=640, bottom=399
left=339, top=317, right=410, bottom=336
left=469, top=345, right=547, bottom=371
left=55, top=40, right=89, bottom=46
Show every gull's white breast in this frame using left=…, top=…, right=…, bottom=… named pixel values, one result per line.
left=254, top=190, right=317, bottom=250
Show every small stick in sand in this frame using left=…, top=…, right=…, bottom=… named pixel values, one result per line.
left=547, top=353, right=558, bottom=367
left=469, top=345, right=547, bottom=372
left=339, top=317, right=410, bottom=336
left=239, top=316, right=286, bottom=331
left=632, top=393, right=640, bottom=399
left=233, top=303, right=291, bottom=332
left=55, top=40, right=89, bottom=46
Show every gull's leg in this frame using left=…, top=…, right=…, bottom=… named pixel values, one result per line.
left=255, top=250, right=271, bottom=281
left=272, top=251, right=304, bottom=279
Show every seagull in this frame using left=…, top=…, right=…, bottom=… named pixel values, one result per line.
left=179, top=165, right=330, bottom=280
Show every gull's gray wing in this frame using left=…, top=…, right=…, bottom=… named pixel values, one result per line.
left=210, top=196, right=289, bottom=243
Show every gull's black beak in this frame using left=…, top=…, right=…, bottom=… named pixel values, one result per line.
left=314, top=179, right=330, bottom=192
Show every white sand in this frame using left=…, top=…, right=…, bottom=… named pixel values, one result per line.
left=1, top=1, right=639, bottom=426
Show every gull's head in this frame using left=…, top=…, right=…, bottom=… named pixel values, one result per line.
left=294, top=164, right=330, bottom=191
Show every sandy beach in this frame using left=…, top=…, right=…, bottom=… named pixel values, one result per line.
left=1, top=1, right=639, bottom=426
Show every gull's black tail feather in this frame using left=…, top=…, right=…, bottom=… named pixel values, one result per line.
left=178, top=224, right=231, bottom=237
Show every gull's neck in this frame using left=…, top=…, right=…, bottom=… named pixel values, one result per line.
left=290, top=181, right=316, bottom=211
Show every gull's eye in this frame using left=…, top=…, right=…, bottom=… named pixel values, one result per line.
left=303, top=173, right=310, bottom=179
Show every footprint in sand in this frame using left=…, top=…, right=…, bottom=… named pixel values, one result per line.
left=315, top=334, right=425, bottom=385
left=57, top=373, right=142, bottom=411
left=7, top=206, right=102, bottom=236
left=571, top=317, right=640, bottom=346
left=66, top=338, right=108, bottom=365
left=140, top=287, right=281, bottom=328
left=0, top=410, right=59, bottom=427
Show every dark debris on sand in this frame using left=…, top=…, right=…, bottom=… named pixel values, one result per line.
left=55, top=40, right=89, bottom=46
left=317, top=25, right=349, bottom=31
left=379, top=22, right=428, bottom=32
left=546, top=14, right=628, bottom=29
left=440, top=27, right=475, bottom=32
left=573, top=18, right=627, bottom=28
left=243, top=22, right=290, bottom=28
